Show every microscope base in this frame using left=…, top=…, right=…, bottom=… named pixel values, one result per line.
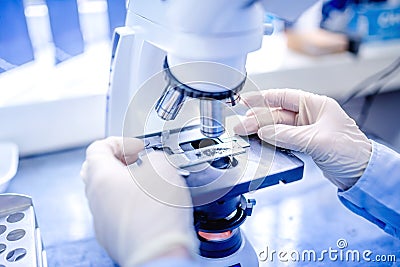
left=196, top=231, right=259, bottom=267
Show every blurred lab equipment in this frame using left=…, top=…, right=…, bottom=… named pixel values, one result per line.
left=0, top=0, right=127, bottom=157
left=285, top=0, right=400, bottom=56
left=106, top=1, right=317, bottom=266
left=46, top=0, right=84, bottom=63
left=106, top=0, right=126, bottom=38
left=321, top=0, right=400, bottom=42
left=0, top=194, right=47, bottom=267
left=0, top=1, right=34, bottom=73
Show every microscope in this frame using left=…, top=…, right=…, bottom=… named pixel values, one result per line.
left=107, top=1, right=317, bottom=266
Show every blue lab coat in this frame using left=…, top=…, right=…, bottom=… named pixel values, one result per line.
left=338, top=140, right=400, bottom=239
left=140, top=140, right=400, bottom=267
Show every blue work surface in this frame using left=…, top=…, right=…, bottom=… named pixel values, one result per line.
left=6, top=147, right=400, bottom=266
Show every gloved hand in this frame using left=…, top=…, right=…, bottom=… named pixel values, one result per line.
left=234, top=89, right=372, bottom=190
left=80, top=137, right=198, bottom=267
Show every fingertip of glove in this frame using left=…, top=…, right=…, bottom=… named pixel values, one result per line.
left=233, top=123, right=248, bottom=136
left=233, top=116, right=259, bottom=136
left=257, top=126, right=274, bottom=141
left=122, top=137, right=145, bottom=150
left=80, top=161, right=88, bottom=183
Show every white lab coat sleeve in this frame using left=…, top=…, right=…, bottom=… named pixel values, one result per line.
left=138, top=258, right=201, bottom=267
left=338, top=140, right=400, bottom=239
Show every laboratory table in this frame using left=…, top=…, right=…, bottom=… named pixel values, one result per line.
left=5, top=145, right=400, bottom=266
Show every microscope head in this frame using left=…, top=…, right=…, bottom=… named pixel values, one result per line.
left=155, top=57, right=246, bottom=138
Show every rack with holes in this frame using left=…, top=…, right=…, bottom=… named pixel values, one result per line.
left=0, top=194, right=46, bottom=267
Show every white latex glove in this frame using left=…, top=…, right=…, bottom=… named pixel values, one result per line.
left=234, top=89, right=372, bottom=190
left=80, top=137, right=198, bottom=267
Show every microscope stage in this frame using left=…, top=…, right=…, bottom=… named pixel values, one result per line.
left=138, top=125, right=304, bottom=206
